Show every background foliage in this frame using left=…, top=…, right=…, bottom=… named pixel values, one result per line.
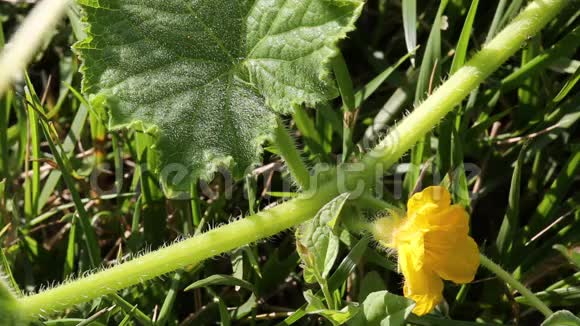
left=0, top=0, right=578, bottom=325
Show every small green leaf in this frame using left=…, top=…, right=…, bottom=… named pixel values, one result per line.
left=76, top=0, right=364, bottom=194
left=232, top=293, right=257, bottom=320
left=307, top=301, right=360, bottom=326
left=349, top=291, right=415, bottom=326
left=304, top=289, right=326, bottom=310
left=185, top=274, right=256, bottom=293
left=296, top=193, right=350, bottom=282
left=279, top=236, right=371, bottom=326
left=542, top=310, right=580, bottom=326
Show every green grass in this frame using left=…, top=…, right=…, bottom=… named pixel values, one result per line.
left=0, top=0, right=579, bottom=325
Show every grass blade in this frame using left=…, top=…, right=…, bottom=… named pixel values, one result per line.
left=108, top=294, right=153, bottom=326
left=185, top=274, right=256, bottom=294
left=402, top=0, right=417, bottom=67
left=449, top=0, right=480, bottom=75
left=496, top=143, right=526, bottom=263
left=156, top=270, right=184, bottom=326
left=37, top=115, right=101, bottom=267
left=37, top=104, right=89, bottom=210
left=333, top=52, right=356, bottom=162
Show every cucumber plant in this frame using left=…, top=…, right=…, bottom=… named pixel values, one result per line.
left=0, top=0, right=576, bottom=324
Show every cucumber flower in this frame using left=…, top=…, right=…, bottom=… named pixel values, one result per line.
left=372, top=186, right=480, bottom=315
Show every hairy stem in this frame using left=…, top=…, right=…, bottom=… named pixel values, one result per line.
left=18, top=185, right=337, bottom=317
left=479, top=254, right=553, bottom=317
left=17, top=0, right=569, bottom=319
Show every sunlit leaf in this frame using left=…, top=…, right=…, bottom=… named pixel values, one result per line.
left=542, top=310, right=580, bottom=326
left=76, top=0, right=364, bottom=194
left=296, top=193, right=350, bottom=282
left=349, top=291, right=415, bottom=326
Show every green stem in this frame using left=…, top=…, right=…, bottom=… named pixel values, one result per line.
left=0, top=92, right=10, bottom=179
left=17, top=185, right=337, bottom=317
left=0, top=278, right=23, bottom=324
left=479, top=254, right=553, bottom=317
left=24, top=89, right=41, bottom=218
left=274, top=118, right=310, bottom=190
left=190, top=180, right=202, bottom=227
left=545, top=271, right=580, bottom=292
left=320, top=280, right=336, bottom=310
left=16, top=0, right=568, bottom=319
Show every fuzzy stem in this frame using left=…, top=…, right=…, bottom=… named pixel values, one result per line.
left=320, top=280, right=336, bottom=310
left=17, top=185, right=338, bottom=317
left=0, top=0, right=70, bottom=96
left=16, top=0, right=569, bottom=318
left=0, top=279, right=22, bottom=324
left=274, top=118, right=311, bottom=190
left=479, top=254, right=553, bottom=317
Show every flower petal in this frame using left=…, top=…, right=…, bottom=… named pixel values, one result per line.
left=427, top=204, right=470, bottom=233
left=407, top=186, right=451, bottom=217
left=425, top=231, right=480, bottom=284
left=399, top=243, right=443, bottom=316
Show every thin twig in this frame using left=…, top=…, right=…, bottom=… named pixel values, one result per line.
left=525, top=210, right=573, bottom=245
left=495, top=124, right=560, bottom=145
left=428, top=58, right=440, bottom=95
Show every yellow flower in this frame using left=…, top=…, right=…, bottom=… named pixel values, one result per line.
left=373, top=186, right=480, bottom=315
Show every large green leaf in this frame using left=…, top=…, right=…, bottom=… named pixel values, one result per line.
left=75, top=0, right=363, bottom=194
